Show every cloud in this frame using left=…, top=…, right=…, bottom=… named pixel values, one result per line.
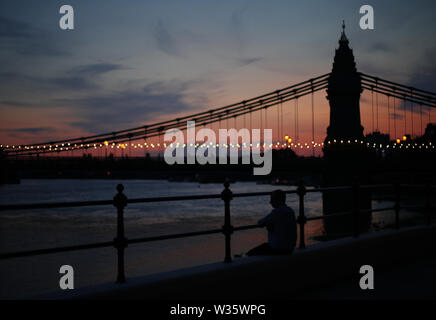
left=236, top=57, right=262, bottom=66
left=0, top=16, right=34, bottom=39
left=227, top=4, right=263, bottom=68
left=398, top=47, right=436, bottom=113
left=390, top=112, right=404, bottom=120
left=360, top=95, right=370, bottom=104
left=0, top=100, right=41, bottom=108
left=50, top=76, right=95, bottom=91
left=153, top=19, right=181, bottom=56
left=0, top=63, right=126, bottom=99
left=408, top=67, right=436, bottom=93
left=0, top=126, right=58, bottom=142
left=0, top=127, right=56, bottom=134
left=70, top=63, right=124, bottom=76
left=0, top=16, right=68, bottom=57
left=230, top=4, right=249, bottom=52
left=368, top=42, right=394, bottom=53
left=0, top=71, right=95, bottom=93
left=403, top=46, right=436, bottom=92
left=58, top=80, right=197, bottom=133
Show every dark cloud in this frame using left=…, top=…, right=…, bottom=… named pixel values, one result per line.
left=0, top=71, right=25, bottom=81
left=50, top=76, right=95, bottom=91
left=408, top=67, right=436, bottom=93
left=70, top=63, right=124, bottom=76
left=405, top=46, right=436, bottom=92
left=237, top=57, right=262, bottom=66
left=0, top=16, right=68, bottom=57
left=1, top=78, right=199, bottom=137
left=230, top=4, right=249, bottom=52
left=0, top=71, right=95, bottom=93
left=12, top=41, right=66, bottom=57
left=0, top=100, right=40, bottom=108
left=369, top=42, right=394, bottom=53
left=58, top=81, right=197, bottom=133
left=0, top=16, right=34, bottom=39
left=395, top=100, right=432, bottom=117
left=153, top=19, right=181, bottom=56
left=398, top=48, right=436, bottom=115
left=360, top=95, right=370, bottom=104
left=229, top=4, right=261, bottom=68
left=390, top=112, right=404, bottom=120
left=0, top=127, right=56, bottom=134
left=140, top=79, right=192, bottom=94
left=0, top=62, right=125, bottom=97
left=0, top=126, right=58, bottom=142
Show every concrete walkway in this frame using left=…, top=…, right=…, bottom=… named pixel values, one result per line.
left=299, top=256, right=436, bottom=299
left=38, top=224, right=436, bottom=300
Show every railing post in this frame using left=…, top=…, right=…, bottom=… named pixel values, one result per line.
left=425, top=183, right=431, bottom=225
left=394, top=183, right=400, bottom=229
left=352, top=180, right=360, bottom=237
left=113, top=184, right=128, bottom=283
left=296, top=180, right=307, bottom=249
left=221, top=181, right=233, bottom=263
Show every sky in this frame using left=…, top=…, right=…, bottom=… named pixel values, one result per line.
left=1, top=0, right=435, bottom=150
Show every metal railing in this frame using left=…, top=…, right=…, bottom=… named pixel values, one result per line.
left=0, top=181, right=433, bottom=283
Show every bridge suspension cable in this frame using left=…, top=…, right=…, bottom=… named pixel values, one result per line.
left=376, top=80, right=379, bottom=131
left=418, top=106, right=423, bottom=136
left=393, top=94, right=397, bottom=138
left=311, top=84, right=315, bottom=156
left=294, top=98, right=299, bottom=143
left=371, top=89, right=375, bottom=132
left=280, top=100, right=284, bottom=143
left=360, top=73, right=436, bottom=109
left=387, top=94, right=391, bottom=137
left=361, top=72, right=436, bottom=139
left=410, top=98, right=414, bottom=138
left=4, top=74, right=330, bottom=155
left=276, top=99, right=282, bottom=141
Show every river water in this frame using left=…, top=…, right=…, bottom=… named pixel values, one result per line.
left=0, top=179, right=408, bottom=298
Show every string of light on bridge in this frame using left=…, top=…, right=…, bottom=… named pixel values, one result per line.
left=2, top=136, right=433, bottom=154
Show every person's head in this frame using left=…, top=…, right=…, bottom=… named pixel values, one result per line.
left=270, top=190, right=286, bottom=208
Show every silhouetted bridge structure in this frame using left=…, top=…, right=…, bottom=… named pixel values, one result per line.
left=1, top=71, right=435, bottom=156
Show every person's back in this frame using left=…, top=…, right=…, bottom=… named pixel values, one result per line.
left=246, top=190, right=297, bottom=256
left=260, top=204, right=296, bottom=250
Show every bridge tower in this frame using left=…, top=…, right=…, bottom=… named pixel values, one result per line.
left=322, top=22, right=372, bottom=236
left=325, top=21, right=364, bottom=143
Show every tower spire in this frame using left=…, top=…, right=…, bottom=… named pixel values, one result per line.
left=340, top=20, right=348, bottom=43
left=326, top=20, right=363, bottom=142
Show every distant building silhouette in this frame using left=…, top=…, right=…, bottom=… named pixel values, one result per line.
left=424, top=123, right=436, bottom=143
left=365, top=131, right=390, bottom=145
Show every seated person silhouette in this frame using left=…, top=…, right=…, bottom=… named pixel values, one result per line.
left=246, top=190, right=297, bottom=256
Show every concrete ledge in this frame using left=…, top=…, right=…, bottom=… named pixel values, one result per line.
left=37, top=224, right=436, bottom=300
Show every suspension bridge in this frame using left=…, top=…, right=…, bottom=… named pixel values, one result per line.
left=2, top=27, right=435, bottom=157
